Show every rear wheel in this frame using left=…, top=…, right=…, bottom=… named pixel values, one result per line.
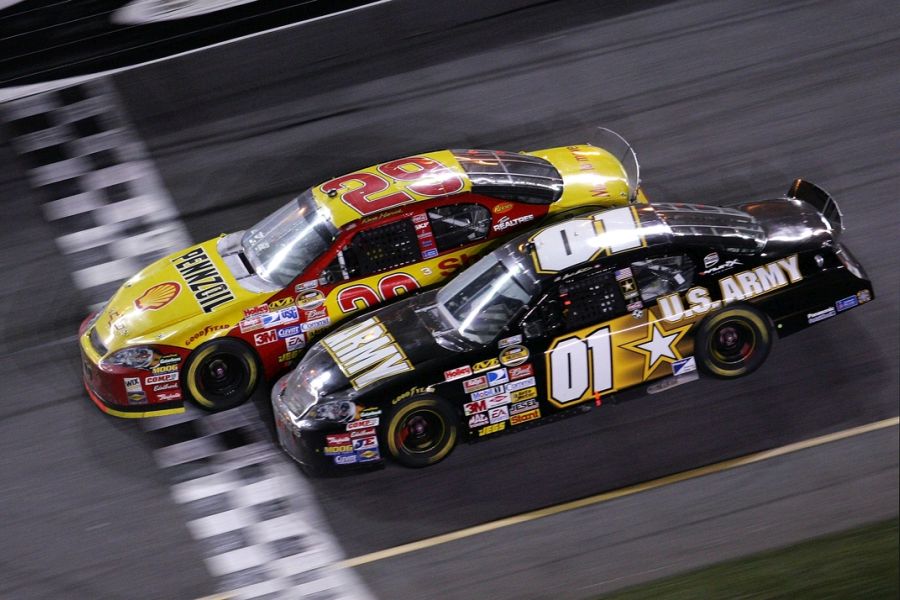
left=695, top=305, right=773, bottom=378
left=183, top=338, right=260, bottom=411
left=385, top=395, right=458, bottom=468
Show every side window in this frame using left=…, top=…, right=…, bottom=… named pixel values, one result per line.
left=630, top=255, right=696, bottom=303
left=343, top=219, right=420, bottom=278
left=558, top=271, right=626, bottom=331
left=426, top=203, right=492, bottom=252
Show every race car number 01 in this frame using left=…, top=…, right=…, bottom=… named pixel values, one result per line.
left=321, top=157, right=465, bottom=216
left=531, top=207, right=643, bottom=273
left=549, top=327, right=613, bottom=405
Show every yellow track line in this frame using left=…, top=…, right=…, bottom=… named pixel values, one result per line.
left=339, top=416, right=899, bottom=568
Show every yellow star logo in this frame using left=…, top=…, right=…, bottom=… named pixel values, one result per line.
left=620, top=317, right=692, bottom=380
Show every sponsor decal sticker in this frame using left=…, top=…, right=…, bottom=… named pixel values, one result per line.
left=153, top=382, right=179, bottom=391
left=835, top=295, right=859, bottom=312
left=324, top=444, right=353, bottom=455
left=703, top=252, right=719, bottom=269
left=464, top=393, right=510, bottom=416
left=296, top=289, right=326, bottom=311
left=422, top=248, right=438, bottom=259
left=157, top=391, right=182, bottom=401
left=244, top=304, right=269, bottom=318
left=151, top=363, right=178, bottom=375
left=134, top=281, right=180, bottom=311
left=145, top=372, right=178, bottom=385
left=478, top=422, right=506, bottom=437
left=498, top=334, right=522, bottom=349
left=301, top=316, right=331, bottom=332
left=295, top=280, right=318, bottom=292
left=127, top=391, right=147, bottom=405
left=278, top=350, right=301, bottom=363
left=506, top=377, right=536, bottom=392
left=347, top=418, right=379, bottom=431
left=510, top=398, right=539, bottom=415
left=486, top=368, right=509, bottom=386
left=468, top=413, right=489, bottom=428
left=185, top=324, right=230, bottom=345
left=444, top=366, right=473, bottom=381
left=493, top=202, right=514, bottom=214
left=672, top=356, right=697, bottom=377
left=335, top=454, right=358, bottom=465
left=171, top=247, right=235, bottom=313
left=304, top=307, right=328, bottom=321
left=239, top=316, right=263, bottom=333
left=471, top=385, right=506, bottom=401
left=262, top=306, right=300, bottom=328
left=326, top=433, right=351, bottom=445
left=254, top=330, right=279, bottom=346
left=699, top=258, right=743, bottom=278
left=277, top=325, right=301, bottom=338
left=350, top=427, right=376, bottom=439
left=352, top=436, right=378, bottom=451
left=285, top=335, right=305, bottom=351
left=510, top=408, right=540, bottom=426
left=488, top=406, right=509, bottom=424
left=508, top=364, right=534, bottom=380
left=808, top=307, right=836, bottom=324
left=268, top=296, right=295, bottom=310
left=472, top=358, right=500, bottom=372
left=357, top=449, right=380, bottom=462
left=510, top=387, right=537, bottom=402
left=359, top=407, right=382, bottom=419
left=499, top=345, right=529, bottom=367
left=463, top=375, right=488, bottom=393
left=124, top=377, right=142, bottom=392
left=493, top=214, right=534, bottom=232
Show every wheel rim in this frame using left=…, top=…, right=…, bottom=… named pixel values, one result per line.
left=396, top=409, right=445, bottom=455
left=198, top=353, right=246, bottom=397
left=710, top=320, right=756, bottom=366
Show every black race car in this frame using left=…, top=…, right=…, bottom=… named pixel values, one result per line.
left=271, top=180, right=873, bottom=470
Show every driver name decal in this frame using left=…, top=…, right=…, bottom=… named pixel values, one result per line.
left=171, top=247, right=235, bottom=313
left=322, top=316, right=412, bottom=389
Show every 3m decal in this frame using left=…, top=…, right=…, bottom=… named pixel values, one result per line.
left=134, top=282, right=180, bottom=310
left=171, top=247, right=235, bottom=313
left=254, top=330, right=278, bottom=346
left=529, top=207, right=644, bottom=274
left=510, top=408, right=540, bottom=426
left=444, top=366, right=472, bottom=381
left=322, top=317, right=412, bottom=389
left=321, top=156, right=464, bottom=216
left=464, top=394, right=510, bottom=416
left=499, top=345, right=529, bottom=367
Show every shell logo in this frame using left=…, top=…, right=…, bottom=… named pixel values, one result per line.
left=135, top=282, right=181, bottom=311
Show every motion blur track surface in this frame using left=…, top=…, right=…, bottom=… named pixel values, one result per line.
left=1, top=0, right=898, bottom=598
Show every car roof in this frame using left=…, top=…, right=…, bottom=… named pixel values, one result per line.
left=309, top=145, right=631, bottom=229
left=510, top=203, right=766, bottom=278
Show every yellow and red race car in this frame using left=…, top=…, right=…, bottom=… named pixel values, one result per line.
left=79, top=132, right=647, bottom=417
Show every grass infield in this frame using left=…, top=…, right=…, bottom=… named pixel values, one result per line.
left=601, top=517, right=899, bottom=599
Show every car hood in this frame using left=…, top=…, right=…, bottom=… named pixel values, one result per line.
left=92, top=237, right=269, bottom=353
left=292, top=295, right=450, bottom=401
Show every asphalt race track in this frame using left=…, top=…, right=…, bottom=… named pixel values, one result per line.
left=1, top=0, right=898, bottom=598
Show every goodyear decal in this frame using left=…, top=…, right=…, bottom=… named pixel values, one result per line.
left=171, top=247, right=235, bottom=313
left=321, top=317, right=413, bottom=390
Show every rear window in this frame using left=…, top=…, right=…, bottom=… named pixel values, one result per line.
left=452, top=149, right=563, bottom=203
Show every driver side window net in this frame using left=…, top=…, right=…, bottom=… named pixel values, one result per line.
left=631, top=255, right=695, bottom=302
left=343, top=219, right=420, bottom=278
left=560, top=271, right=625, bottom=331
left=426, top=203, right=492, bottom=252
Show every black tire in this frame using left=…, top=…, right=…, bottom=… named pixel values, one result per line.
left=695, top=304, right=773, bottom=378
left=384, top=395, right=458, bottom=468
left=182, top=338, right=261, bottom=411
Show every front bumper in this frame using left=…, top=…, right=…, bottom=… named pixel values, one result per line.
left=78, top=315, right=186, bottom=419
left=271, top=378, right=383, bottom=470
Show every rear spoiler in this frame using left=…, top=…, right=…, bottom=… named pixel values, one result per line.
left=788, top=179, right=843, bottom=235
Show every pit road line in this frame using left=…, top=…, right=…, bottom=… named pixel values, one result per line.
left=338, top=416, right=900, bottom=568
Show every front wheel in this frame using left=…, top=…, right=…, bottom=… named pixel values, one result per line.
left=384, top=395, right=458, bottom=468
left=694, top=305, right=773, bottom=378
left=183, top=338, right=261, bottom=411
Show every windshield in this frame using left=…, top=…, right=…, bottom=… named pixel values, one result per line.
left=241, top=190, right=337, bottom=287
left=435, top=253, right=536, bottom=344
